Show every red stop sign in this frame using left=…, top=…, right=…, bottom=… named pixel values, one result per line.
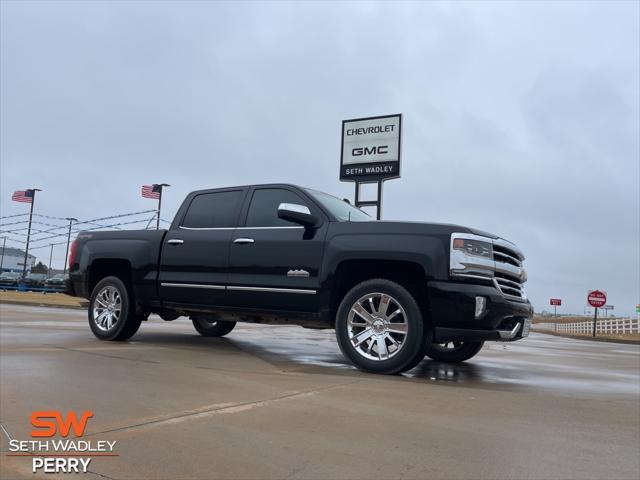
left=588, top=290, right=607, bottom=308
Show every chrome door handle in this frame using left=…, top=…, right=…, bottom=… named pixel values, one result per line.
left=167, top=239, right=184, bottom=245
left=233, top=238, right=255, bottom=245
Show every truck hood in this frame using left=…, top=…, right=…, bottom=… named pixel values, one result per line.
left=349, top=220, right=499, bottom=238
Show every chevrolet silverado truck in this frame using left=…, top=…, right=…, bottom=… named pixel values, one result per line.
left=66, top=184, right=533, bottom=374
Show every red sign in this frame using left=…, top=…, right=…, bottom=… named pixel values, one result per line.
left=550, top=298, right=561, bottom=306
left=587, top=290, right=607, bottom=308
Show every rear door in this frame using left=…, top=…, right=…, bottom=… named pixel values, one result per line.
left=159, top=188, right=246, bottom=307
left=227, top=187, right=327, bottom=313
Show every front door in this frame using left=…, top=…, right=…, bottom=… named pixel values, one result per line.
left=227, top=187, right=327, bottom=313
left=159, top=188, right=245, bottom=308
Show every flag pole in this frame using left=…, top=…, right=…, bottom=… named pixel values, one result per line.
left=156, top=187, right=162, bottom=230
left=156, top=184, right=170, bottom=230
left=22, top=188, right=41, bottom=278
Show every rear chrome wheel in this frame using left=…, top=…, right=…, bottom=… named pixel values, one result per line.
left=336, top=279, right=428, bottom=375
left=346, top=293, right=409, bottom=362
left=92, top=286, right=122, bottom=332
left=88, top=276, right=141, bottom=341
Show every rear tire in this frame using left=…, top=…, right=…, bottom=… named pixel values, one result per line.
left=88, top=276, right=142, bottom=341
left=424, top=341, right=484, bottom=363
left=335, top=279, right=428, bottom=375
left=191, top=316, right=236, bottom=337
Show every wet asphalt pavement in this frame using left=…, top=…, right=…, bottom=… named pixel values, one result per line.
left=1, top=303, right=639, bottom=480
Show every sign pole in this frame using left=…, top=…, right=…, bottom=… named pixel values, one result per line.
left=376, top=180, right=383, bottom=220
left=21, top=188, right=40, bottom=278
left=592, top=307, right=598, bottom=337
left=554, top=305, right=557, bottom=318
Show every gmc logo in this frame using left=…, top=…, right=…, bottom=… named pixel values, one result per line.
left=352, top=145, right=389, bottom=156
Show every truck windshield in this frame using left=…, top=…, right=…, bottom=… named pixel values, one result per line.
left=305, top=189, right=372, bottom=222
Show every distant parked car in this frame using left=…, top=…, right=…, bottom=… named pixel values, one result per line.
left=20, top=273, right=47, bottom=290
left=0, top=272, right=21, bottom=288
left=44, top=274, right=68, bottom=289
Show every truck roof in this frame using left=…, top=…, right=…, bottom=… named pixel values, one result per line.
left=189, top=183, right=304, bottom=195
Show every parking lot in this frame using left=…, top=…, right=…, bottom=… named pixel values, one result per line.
left=1, top=303, right=639, bottom=480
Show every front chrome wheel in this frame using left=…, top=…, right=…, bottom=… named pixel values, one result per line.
left=346, top=292, right=409, bottom=361
left=92, top=285, right=122, bottom=332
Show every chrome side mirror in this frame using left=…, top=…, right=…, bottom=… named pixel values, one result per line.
left=277, top=203, right=318, bottom=227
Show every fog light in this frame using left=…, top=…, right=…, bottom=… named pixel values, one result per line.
left=475, top=296, right=486, bottom=319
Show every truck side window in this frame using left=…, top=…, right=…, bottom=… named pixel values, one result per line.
left=182, top=190, right=242, bottom=228
left=245, top=189, right=308, bottom=227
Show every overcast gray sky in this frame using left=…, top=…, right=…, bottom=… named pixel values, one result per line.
left=1, top=1, right=638, bottom=315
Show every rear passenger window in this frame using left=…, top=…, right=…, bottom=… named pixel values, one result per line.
left=245, top=189, right=308, bottom=227
left=182, top=191, right=243, bottom=228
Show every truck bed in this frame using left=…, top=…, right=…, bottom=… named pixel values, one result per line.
left=70, top=229, right=167, bottom=300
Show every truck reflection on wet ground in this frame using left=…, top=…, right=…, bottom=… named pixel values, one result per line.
left=220, top=326, right=639, bottom=398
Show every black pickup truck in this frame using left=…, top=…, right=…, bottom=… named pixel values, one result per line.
left=67, top=184, right=533, bottom=374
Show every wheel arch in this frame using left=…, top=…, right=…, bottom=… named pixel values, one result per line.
left=88, top=259, right=133, bottom=295
left=329, top=259, right=432, bottom=328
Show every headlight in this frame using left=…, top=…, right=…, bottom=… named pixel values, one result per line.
left=452, top=238, right=493, bottom=258
left=450, top=233, right=496, bottom=279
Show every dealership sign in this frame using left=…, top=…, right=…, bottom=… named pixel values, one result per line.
left=340, top=114, right=402, bottom=181
left=550, top=298, right=561, bottom=306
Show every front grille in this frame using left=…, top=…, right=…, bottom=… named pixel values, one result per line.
left=493, top=242, right=525, bottom=299
left=493, top=244, right=522, bottom=267
left=494, top=272, right=524, bottom=298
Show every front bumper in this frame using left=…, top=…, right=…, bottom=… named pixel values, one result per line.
left=428, top=280, right=533, bottom=343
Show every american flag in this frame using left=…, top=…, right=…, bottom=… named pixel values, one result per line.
left=141, top=184, right=161, bottom=200
left=11, top=190, right=34, bottom=203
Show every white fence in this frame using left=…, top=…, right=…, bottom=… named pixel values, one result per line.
left=534, top=317, right=639, bottom=335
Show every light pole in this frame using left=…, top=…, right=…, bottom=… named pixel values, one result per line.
left=63, top=217, right=77, bottom=274
left=0, top=236, right=6, bottom=271
left=48, top=244, right=54, bottom=276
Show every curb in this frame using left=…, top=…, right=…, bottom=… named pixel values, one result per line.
left=533, top=329, right=640, bottom=345
left=0, top=299, right=88, bottom=310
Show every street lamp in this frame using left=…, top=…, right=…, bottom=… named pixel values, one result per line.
left=48, top=244, right=54, bottom=276
left=0, top=236, right=6, bottom=272
left=63, top=217, right=77, bottom=274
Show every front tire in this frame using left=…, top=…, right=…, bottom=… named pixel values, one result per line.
left=424, top=341, right=484, bottom=363
left=335, top=279, right=428, bottom=375
left=88, top=276, right=142, bottom=341
left=191, top=316, right=236, bottom=337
